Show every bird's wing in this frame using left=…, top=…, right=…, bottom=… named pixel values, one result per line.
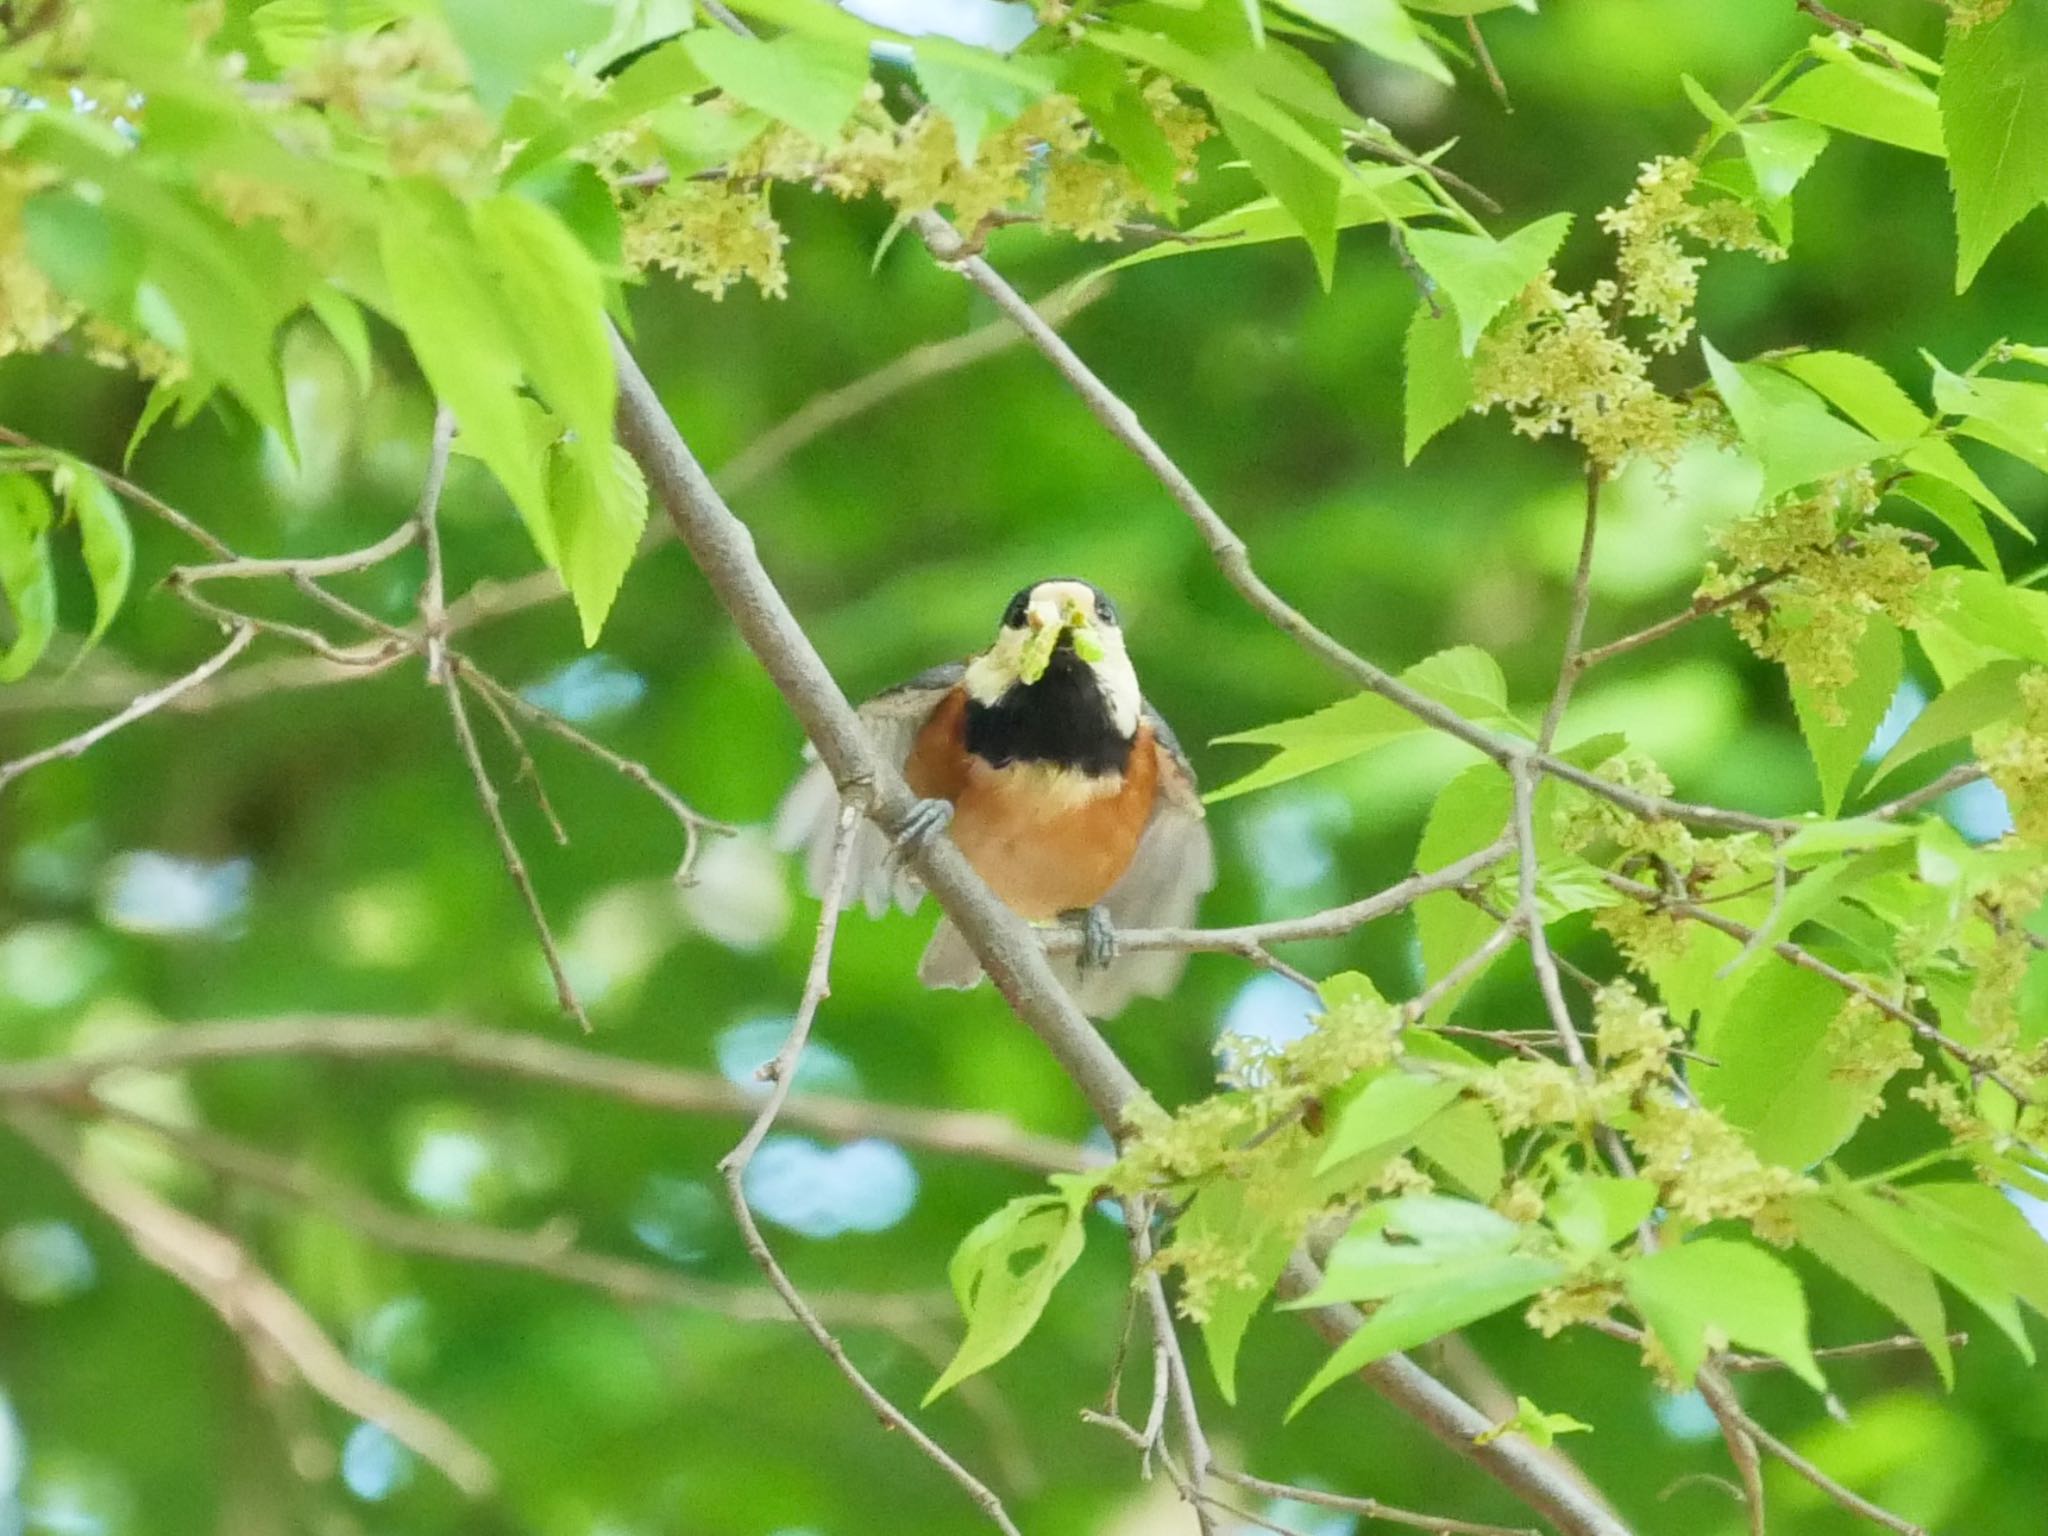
left=1064, top=704, right=1217, bottom=1017
left=770, top=663, right=965, bottom=917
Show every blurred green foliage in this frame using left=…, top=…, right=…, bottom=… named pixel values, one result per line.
left=2, top=1, right=2047, bottom=1533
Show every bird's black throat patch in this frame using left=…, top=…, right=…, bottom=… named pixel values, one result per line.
left=963, top=646, right=1132, bottom=778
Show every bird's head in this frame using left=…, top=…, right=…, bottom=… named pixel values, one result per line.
left=963, top=577, right=1142, bottom=738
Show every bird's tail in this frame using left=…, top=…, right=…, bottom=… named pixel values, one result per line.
left=918, top=917, right=1189, bottom=1018
left=917, top=918, right=984, bottom=991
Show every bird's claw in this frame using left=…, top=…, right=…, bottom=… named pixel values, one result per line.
left=1064, top=905, right=1118, bottom=973
left=894, top=797, right=954, bottom=855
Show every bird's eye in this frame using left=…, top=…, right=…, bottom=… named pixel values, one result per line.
left=1094, top=593, right=1119, bottom=625
left=1002, top=591, right=1030, bottom=629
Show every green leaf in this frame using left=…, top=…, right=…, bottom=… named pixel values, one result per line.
left=1894, top=474, right=2002, bottom=573
left=1477, top=1395, right=1593, bottom=1449
left=1215, top=104, right=1343, bottom=288
left=1694, top=960, right=1906, bottom=1170
left=914, top=42, right=1052, bottom=164
left=381, top=183, right=550, bottom=558
left=307, top=286, right=374, bottom=396
left=684, top=28, right=870, bottom=144
left=1316, top=1072, right=1463, bottom=1174
left=1834, top=1181, right=2037, bottom=1360
left=925, top=1189, right=1088, bottom=1403
left=1546, top=1174, right=1657, bottom=1255
left=0, top=475, right=58, bottom=683
left=57, top=465, right=133, bottom=649
left=438, top=0, right=609, bottom=112
left=1929, top=359, right=2048, bottom=475
left=1869, top=658, right=2027, bottom=788
left=1063, top=50, right=1183, bottom=209
left=546, top=437, right=648, bottom=646
left=1184, top=1134, right=1317, bottom=1402
left=1406, top=213, right=1574, bottom=355
left=1273, top=0, right=1453, bottom=84
left=471, top=194, right=615, bottom=446
left=252, top=0, right=407, bottom=67
left=1096, top=165, right=1435, bottom=276
left=1405, top=300, right=1473, bottom=463
left=1702, top=336, right=1886, bottom=497
left=1790, top=613, right=1901, bottom=814
left=1792, top=1193, right=1953, bottom=1387
left=1624, top=1238, right=1824, bottom=1390
left=1207, top=644, right=1511, bottom=801
left=1286, top=1253, right=1563, bottom=1416
left=1936, top=568, right=2048, bottom=663
left=1771, top=48, right=1944, bottom=157
left=1411, top=1099, right=1504, bottom=1199
left=1940, top=3, right=2048, bottom=290
left=1738, top=118, right=1829, bottom=202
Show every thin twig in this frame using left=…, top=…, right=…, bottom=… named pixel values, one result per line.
left=1, top=1104, right=495, bottom=1496
left=1570, top=574, right=1776, bottom=673
left=1466, top=15, right=1511, bottom=110
left=1540, top=465, right=1603, bottom=752
left=1219, top=1470, right=1540, bottom=1536
left=416, top=405, right=457, bottom=684
left=463, top=666, right=570, bottom=846
left=716, top=808, right=1024, bottom=1536
left=1740, top=1410, right=1929, bottom=1535
left=0, top=623, right=254, bottom=797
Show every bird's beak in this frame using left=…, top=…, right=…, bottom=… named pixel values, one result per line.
left=1015, top=595, right=1098, bottom=683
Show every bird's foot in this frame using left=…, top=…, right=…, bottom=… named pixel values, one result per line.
left=893, top=797, right=955, bottom=856
left=1062, top=905, right=1119, bottom=972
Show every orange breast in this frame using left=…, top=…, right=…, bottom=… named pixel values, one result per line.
left=905, top=690, right=1158, bottom=920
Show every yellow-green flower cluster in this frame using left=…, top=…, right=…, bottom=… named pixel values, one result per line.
left=1628, top=1090, right=1812, bottom=1233
left=615, top=80, right=1210, bottom=299
left=1982, top=669, right=2048, bottom=844
left=1594, top=982, right=1683, bottom=1094
left=1822, top=996, right=1918, bottom=1119
left=1703, top=471, right=1936, bottom=723
left=1526, top=1278, right=1624, bottom=1338
left=1595, top=156, right=1782, bottom=353
left=1470, top=276, right=1691, bottom=471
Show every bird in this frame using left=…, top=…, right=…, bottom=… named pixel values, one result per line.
left=773, top=577, right=1215, bottom=1017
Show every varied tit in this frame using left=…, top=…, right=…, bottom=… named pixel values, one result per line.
left=774, top=578, right=1215, bottom=1018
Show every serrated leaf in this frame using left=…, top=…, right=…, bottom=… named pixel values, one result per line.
left=1624, top=1238, right=1824, bottom=1391
left=1894, top=474, right=2002, bottom=573
left=1929, top=359, right=2048, bottom=475
left=1274, top=0, right=1453, bottom=84
left=1097, top=165, right=1435, bottom=276
left=1869, top=658, right=2026, bottom=788
left=1834, top=1181, right=2037, bottom=1361
left=1546, top=1174, right=1657, bottom=1255
left=1703, top=337, right=1886, bottom=497
left=926, top=1189, right=1088, bottom=1402
left=1405, top=300, right=1472, bottom=462
left=1790, top=614, right=1901, bottom=814
left=1739, top=117, right=1829, bottom=202
left=1411, top=1099, right=1504, bottom=1199
left=58, top=465, right=133, bottom=648
left=547, top=438, right=647, bottom=646
left=1792, top=1192, right=1952, bottom=1388
left=1772, top=50, right=1944, bottom=156
left=1316, top=1072, right=1462, bottom=1174
left=1286, top=1253, right=1562, bottom=1416
left=0, top=475, right=57, bottom=683
left=684, top=28, right=870, bottom=144
left=1215, top=104, right=1343, bottom=288
left=1940, top=3, right=2048, bottom=291
left=307, top=286, right=374, bottom=396
left=1694, top=961, right=1905, bottom=1170
left=914, top=39, right=1053, bottom=164
left=382, top=183, right=551, bottom=558
left=1406, top=213, right=1573, bottom=355
left=1207, top=644, right=1511, bottom=801
left=439, top=0, right=609, bottom=112
left=1186, top=1134, right=1317, bottom=1402
left=472, top=193, right=615, bottom=447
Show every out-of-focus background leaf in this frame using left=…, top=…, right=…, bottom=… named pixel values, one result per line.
left=2, top=1, right=2046, bottom=1532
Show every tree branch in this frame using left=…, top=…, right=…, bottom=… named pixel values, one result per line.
left=1, top=1103, right=496, bottom=1496
left=0, top=1015, right=1095, bottom=1175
